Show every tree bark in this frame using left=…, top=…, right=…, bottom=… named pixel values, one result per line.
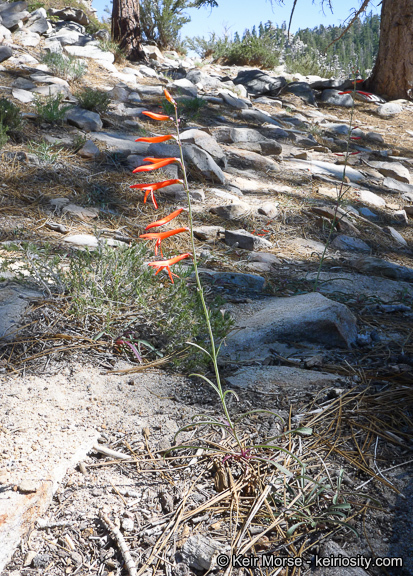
left=365, top=0, right=413, bottom=100
left=111, top=0, right=147, bottom=62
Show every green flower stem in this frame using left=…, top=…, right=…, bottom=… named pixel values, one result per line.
left=313, top=80, right=357, bottom=292
left=172, top=105, right=241, bottom=447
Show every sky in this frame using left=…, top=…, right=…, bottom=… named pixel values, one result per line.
left=92, top=0, right=380, bottom=40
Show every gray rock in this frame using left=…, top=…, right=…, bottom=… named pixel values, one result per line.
left=319, top=89, right=354, bottom=107
left=0, top=283, right=43, bottom=341
left=392, top=210, right=408, bottom=225
left=65, top=44, right=115, bottom=64
left=13, top=30, right=40, bottom=45
left=349, top=256, right=413, bottom=282
left=12, top=77, right=35, bottom=90
left=180, top=129, right=226, bottom=168
left=383, top=177, right=413, bottom=194
left=210, top=201, right=251, bottom=220
left=248, top=252, right=281, bottom=266
left=30, top=74, right=69, bottom=87
left=43, top=39, right=63, bottom=53
left=229, top=127, right=265, bottom=143
left=221, top=293, right=357, bottom=363
left=0, top=45, right=12, bottom=63
left=31, top=84, right=70, bottom=97
left=226, top=365, right=344, bottom=391
left=368, top=161, right=410, bottom=184
left=183, top=144, right=226, bottom=184
left=383, top=226, right=408, bottom=246
left=12, top=88, right=34, bottom=103
left=174, top=187, right=204, bottom=202
left=0, top=22, right=12, bottom=41
left=233, top=69, right=286, bottom=96
left=310, top=78, right=351, bottom=90
left=170, top=78, right=197, bottom=97
left=218, top=90, right=249, bottom=109
left=198, top=270, right=265, bottom=292
left=66, top=107, right=102, bottom=132
left=137, top=64, right=158, bottom=78
left=305, top=271, right=413, bottom=303
left=376, top=102, right=403, bottom=117
left=331, top=235, right=370, bottom=252
left=358, top=207, right=378, bottom=220
left=62, top=204, right=99, bottom=219
left=180, top=535, right=222, bottom=571
left=355, top=189, right=386, bottom=208
left=24, top=12, right=48, bottom=34
left=77, top=140, right=100, bottom=158
left=192, top=225, right=224, bottom=242
left=91, top=132, right=150, bottom=155
left=0, top=1, right=29, bottom=29
left=323, top=123, right=351, bottom=135
left=238, top=108, right=283, bottom=127
left=47, top=7, right=89, bottom=26
left=63, top=234, right=122, bottom=248
left=225, top=229, right=272, bottom=251
left=135, top=84, right=164, bottom=98
left=257, top=201, right=279, bottom=219
left=48, top=29, right=82, bottom=46
left=365, top=131, right=384, bottom=143
left=226, top=147, right=279, bottom=172
left=109, top=84, right=130, bottom=102
left=284, top=81, right=316, bottom=105
left=285, top=158, right=364, bottom=183
left=313, top=541, right=369, bottom=575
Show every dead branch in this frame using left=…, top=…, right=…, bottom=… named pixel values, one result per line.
left=99, top=510, right=138, bottom=576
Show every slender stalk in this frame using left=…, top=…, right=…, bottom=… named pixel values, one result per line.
left=313, top=78, right=358, bottom=292
left=172, top=105, right=240, bottom=444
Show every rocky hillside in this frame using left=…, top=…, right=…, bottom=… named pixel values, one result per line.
left=1, top=3, right=413, bottom=576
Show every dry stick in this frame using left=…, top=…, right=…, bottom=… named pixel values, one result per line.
left=324, top=0, right=372, bottom=52
left=99, top=511, right=137, bottom=576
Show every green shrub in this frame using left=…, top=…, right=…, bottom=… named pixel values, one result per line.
left=34, top=93, right=73, bottom=125
left=187, top=32, right=280, bottom=69
left=222, top=36, right=280, bottom=68
left=28, top=140, right=63, bottom=164
left=27, top=0, right=45, bottom=11
left=162, top=97, right=206, bottom=119
left=3, top=241, right=232, bottom=368
left=140, top=0, right=190, bottom=50
left=40, top=52, right=86, bottom=80
left=75, top=87, right=111, bottom=113
left=97, top=39, right=126, bottom=64
left=0, top=121, right=9, bottom=149
left=284, top=50, right=335, bottom=78
left=0, top=99, right=22, bottom=132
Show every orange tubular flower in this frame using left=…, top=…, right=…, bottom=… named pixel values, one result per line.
left=135, top=135, right=174, bottom=143
left=140, top=227, right=188, bottom=256
left=132, top=158, right=179, bottom=173
left=145, top=208, right=184, bottom=231
left=130, top=180, right=182, bottom=209
left=142, top=111, right=170, bottom=121
left=164, top=88, right=176, bottom=106
left=148, top=253, right=191, bottom=283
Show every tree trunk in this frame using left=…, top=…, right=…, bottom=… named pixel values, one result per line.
left=365, top=0, right=413, bottom=100
left=111, top=0, right=147, bottom=62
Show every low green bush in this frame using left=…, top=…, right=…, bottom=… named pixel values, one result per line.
left=162, top=96, right=206, bottom=119
left=40, top=52, right=86, bottom=80
left=75, top=87, right=111, bottom=113
left=187, top=31, right=280, bottom=68
left=34, top=93, right=73, bottom=125
left=0, top=122, right=9, bottom=149
left=0, top=99, right=22, bottom=132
